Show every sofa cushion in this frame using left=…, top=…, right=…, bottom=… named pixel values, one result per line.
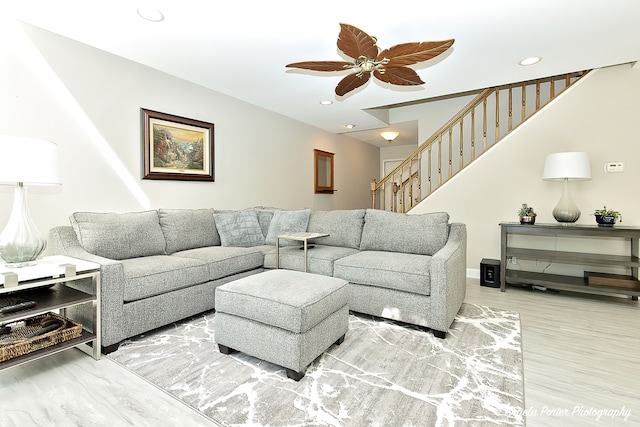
left=214, top=209, right=265, bottom=247
left=307, top=209, right=365, bottom=249
left=360, top=209, right=449, bottom=256
left=121, top=255, right=210, bottom=302
left=265, top=209, right=311, bottom=246
left=173, top=246, right=264, bottom=280
left=158, top=208, right=219, bottom=254
left=263, top=245, right=359, bottom=276
left=256, top=209, right=276, bottom=238
left=334, top=251, right=432, bottom=296
left=70, top=211, right=166, bottom=260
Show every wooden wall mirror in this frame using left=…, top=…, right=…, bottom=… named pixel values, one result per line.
left=314, top=149, right=335, bottom=194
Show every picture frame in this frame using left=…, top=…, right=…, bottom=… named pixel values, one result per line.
left=141, top=108, right=214, bottom=181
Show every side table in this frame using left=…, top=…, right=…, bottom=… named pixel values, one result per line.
left=276, top=232, right=329, bottom=272
left=0, top=255, right=101, bottom=370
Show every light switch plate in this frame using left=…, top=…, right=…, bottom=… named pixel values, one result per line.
left=604, top=162, right=624, bottom=173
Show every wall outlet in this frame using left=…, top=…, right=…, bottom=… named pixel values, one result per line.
left=604, top=162, right=624, bottom=173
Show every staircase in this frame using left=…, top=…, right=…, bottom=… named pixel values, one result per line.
left=371, top=70, right=589, bottom=213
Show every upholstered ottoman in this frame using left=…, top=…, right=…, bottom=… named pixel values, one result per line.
left=214, top=269, right=349, bottom=381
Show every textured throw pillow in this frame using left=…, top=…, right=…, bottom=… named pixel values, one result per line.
left=265, top=209, right=311, bottom=246
left=256, top=209, right=276, bottom=238
left=69, top=211, right=166, bottom=260
left=213, top=209, right=266, bottom=247
left=158, top=208, right=220, bottom=254
left=360, top=209, right=450, bottom=256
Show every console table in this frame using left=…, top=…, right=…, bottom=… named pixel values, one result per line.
left=0, top=255, right=101, bottom=369
left=499, top=222, right=640, bottom=300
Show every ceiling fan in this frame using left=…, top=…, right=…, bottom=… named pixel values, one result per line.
left=286, top=23, right=455, bottom=96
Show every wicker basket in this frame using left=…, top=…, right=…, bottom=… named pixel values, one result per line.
left=0, top=312, right=82, bottom=363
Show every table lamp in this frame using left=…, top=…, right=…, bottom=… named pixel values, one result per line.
left=542, top=151, right=591, bottom=223
left=0, top=136, right=61, bottom=267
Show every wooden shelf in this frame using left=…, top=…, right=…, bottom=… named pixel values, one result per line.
left=0, top=257, right=100, bottom=371
left=0, top=330, right=96, bottom=370
left=505, top=270, right=640, bottom=297
left=500, top=222, right=640, bottom=301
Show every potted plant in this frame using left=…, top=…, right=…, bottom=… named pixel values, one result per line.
left=518, top=203, right=537, bottom=225
left=593, top=206, right=622, bottom=226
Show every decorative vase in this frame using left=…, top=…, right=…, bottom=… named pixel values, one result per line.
left=519, top=215, right=536, bottom=225
left=595, top=215, right=616, bottom=227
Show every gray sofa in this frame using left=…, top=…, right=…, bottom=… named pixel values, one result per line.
left=47, top=207, right=467, bottom=352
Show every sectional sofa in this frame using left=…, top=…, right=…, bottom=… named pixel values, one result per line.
left=47, top=207, right=467, bottom=352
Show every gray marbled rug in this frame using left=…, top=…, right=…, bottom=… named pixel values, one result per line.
left=109, top=303, right=524, bottom=426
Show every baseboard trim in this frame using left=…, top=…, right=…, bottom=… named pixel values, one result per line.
left=467, top=268, right=480, bottom=279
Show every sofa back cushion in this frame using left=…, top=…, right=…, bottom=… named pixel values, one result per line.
left=307, top=209, right=365, bottom=249
left=359, top=209, right=450, bottom=255
left=70, top=211, right=166, bottom=260
left=214, top=209, right=266, bottom=247
left=158, top=208, right=219, bottom=254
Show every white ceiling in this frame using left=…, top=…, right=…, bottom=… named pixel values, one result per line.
left=7, top=1, right=640, bottom=147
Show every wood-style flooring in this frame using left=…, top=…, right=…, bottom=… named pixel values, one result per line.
left=0, top=278, right=638, bottom=426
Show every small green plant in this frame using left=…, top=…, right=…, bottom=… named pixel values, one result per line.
left=517, top=203, right=536, bottom=217
left=593, top=206, right=622, bottom=221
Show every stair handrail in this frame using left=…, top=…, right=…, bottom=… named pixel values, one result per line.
left=372, top=71, right=589, bottom=212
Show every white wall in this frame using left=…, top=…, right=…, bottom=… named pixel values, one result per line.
left=408, top=64, right=640, bottom=272
left=0, top=22, right=379, bottom=235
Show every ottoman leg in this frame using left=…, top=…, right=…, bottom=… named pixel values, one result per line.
left=286, top=368, right=305, bottom=382
left=218, top=344, right=238, bottom=354
left=335, top=334, right=346, bottom=345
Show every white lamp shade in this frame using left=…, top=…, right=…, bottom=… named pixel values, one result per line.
left=542, top=152, right=591, bottom=181
left=0, top=135, right=61, bottom=185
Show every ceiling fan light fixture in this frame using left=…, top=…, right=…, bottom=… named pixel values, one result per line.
left=519, top=56, right=541, bottom=66
left=381, top=131, right=399, bottom=142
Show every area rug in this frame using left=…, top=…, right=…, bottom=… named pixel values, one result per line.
left=108, top=303, right=524, bottom=427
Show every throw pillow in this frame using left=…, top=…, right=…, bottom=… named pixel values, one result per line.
left=158, top=209, right=219, bottom=254
left=265, top=209, right=311, bottom=246
left=359, top=209, right=450, bottom=256
left=69, top=210, right=166, bottom=260
left=213, top=210, right=266, bottom=247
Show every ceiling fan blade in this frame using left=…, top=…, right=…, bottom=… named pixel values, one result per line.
left=286, top=61, right=353, bottom=72
left=378, top=39, right=455, bottom=67
left=335, top=73, right=371, bottom=96
left=337, top=23, right=378, bottom=60
left=374, top=67, right=425, bottom=86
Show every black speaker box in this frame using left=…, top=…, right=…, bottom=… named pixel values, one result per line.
left=480, top=258, right=500, bottom=288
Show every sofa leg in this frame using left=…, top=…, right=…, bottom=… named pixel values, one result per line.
left=432, top=329, right=447, bottom=339
left=101, top=342, right=122, bottom=355
left=335, top=334, right=345, bottom=345
left=218, top=344, right=237, bottom=354
left=286, top=368, right=305, bottom=381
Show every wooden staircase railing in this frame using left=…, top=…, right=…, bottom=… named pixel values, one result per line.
left=371, top=70, right=590, bottom=213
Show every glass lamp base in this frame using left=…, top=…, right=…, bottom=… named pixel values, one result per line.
left=552, top=178, right=581, bottom=223
left=0, top=185, right=47, bottom=267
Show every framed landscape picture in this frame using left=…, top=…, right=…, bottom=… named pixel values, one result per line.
left=141, top=108, right=214, bottom=181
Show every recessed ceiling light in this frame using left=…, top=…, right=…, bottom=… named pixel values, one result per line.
left=137, top=7, right=165, bottom=22
left=319, top=100, right=333, bottom=105
left=519, top=56, right=541, bottom=66
left=345, top=124, right=355, bottom=129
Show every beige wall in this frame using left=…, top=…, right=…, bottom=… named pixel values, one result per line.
left=0, top=22, right=379, bottom=235
left=408, top=64, right=640, bottom=273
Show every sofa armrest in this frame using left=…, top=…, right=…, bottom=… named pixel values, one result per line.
left=429, top=222, right=467, bottom=332
left=47, top=226, right=126, bottom=348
